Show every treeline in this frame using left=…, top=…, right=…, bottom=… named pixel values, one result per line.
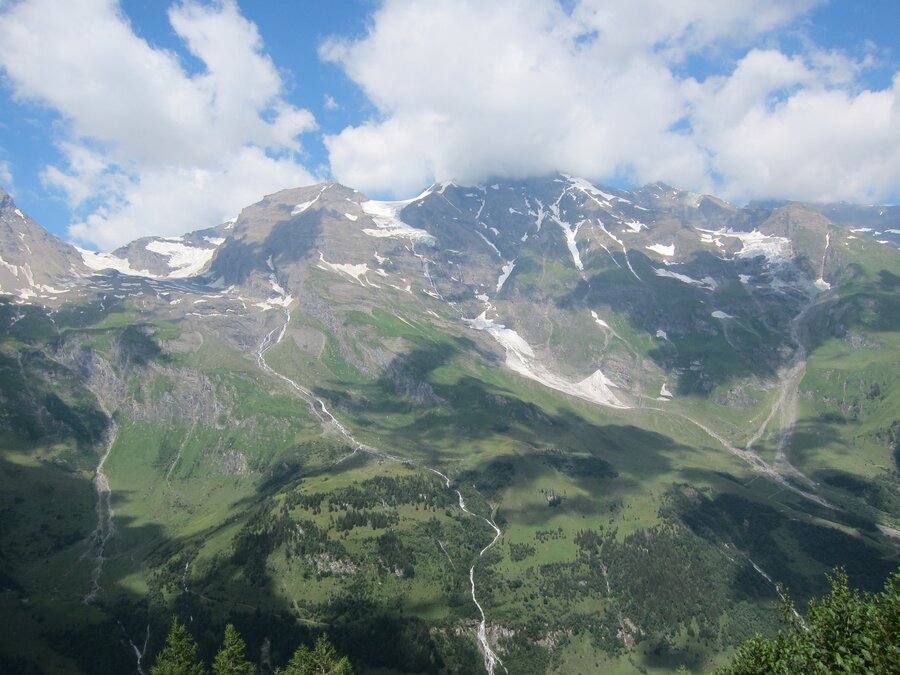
left=152, top=619, right=351, bottom=674
left=284, top=474, right=455, bottom=512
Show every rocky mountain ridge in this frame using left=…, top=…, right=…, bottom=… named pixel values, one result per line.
left=0, top=175, right=897, bottom=674
left=2, top=173, right=894, bottom=410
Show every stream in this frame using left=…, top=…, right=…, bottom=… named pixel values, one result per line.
left=84, top=413, right=118, bottom=603
left=257, top=308, right=505, bottom=674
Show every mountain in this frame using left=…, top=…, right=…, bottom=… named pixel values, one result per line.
left=0, top=175, right=897, bottom=674
left=0, top=186, right=88, bottom=301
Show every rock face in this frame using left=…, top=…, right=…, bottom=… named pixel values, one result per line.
left=0, top=187, right=88, bottom=301
left=2, top=173, right=894, bottom=407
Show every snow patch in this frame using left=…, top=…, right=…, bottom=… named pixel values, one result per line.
left=496, top=260, right=516, bottom=293
left=290, top=185, right=330, bottom=216
left=0, top=256, right=18, bottom=276
left=14, top=208, right=25, bottom=220
left=78, top=248, right=155, bottom=277
left=590, top=310, right=610, bottom=329
left=548, top=193, right=584, bottom=271
left=344, top=213, right=358, bottom=221
left=623, top=219, right=645, bottom=233
left=654, top=268, right=716, bottom=289
left=317, top=252, right=369, bottom=285
left=558, top=218, right=584, bottom=271
left=465, top=312, right=628, bottom=408
left=646, top=243, right=675, bottom=256
left=255, top=272, right=293, bottom=311
left=361, top=192, right=437, bottom=245
left=291, top=199, right=317, bottom=216
left=711, top=310, right=733, bottom=319
left=698, top=229, right=791, bottom=262
left=659, top=382, right=673, bottom=398
left=145, top=239, right=216, bottom=278
left=563, top=175, right=616, bottom=204
left=476, top=231, right=502, bottom=258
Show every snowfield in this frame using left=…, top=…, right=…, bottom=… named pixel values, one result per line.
left=465, top=312, right=628, bottom=409
left=361, top=195, right=437, bottom=245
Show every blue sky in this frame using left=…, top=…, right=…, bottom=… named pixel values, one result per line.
left=0, top=0, right=898, bottom=248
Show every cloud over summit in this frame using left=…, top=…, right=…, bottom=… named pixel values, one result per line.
left=0, top=0, right=898, bottom=248
left=324, top=0, right=900, bottom=204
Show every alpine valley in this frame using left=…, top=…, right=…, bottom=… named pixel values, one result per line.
left=0, top=174, right=898, bottom=674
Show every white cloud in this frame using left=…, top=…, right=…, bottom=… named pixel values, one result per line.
left=68, top=146, right=312, bottom=250
left=702, top=77, right=900, bottom=203
left=323, top=0, right=900, bottom=205
left=324, top=94, right=340, bottom=111
left=0, top=0, right=316, bottom=248
left=0, top=160, right=12, bottom=189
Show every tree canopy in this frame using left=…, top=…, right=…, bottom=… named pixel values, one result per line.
left=150, top=621, right=352, bottom=675
left=279, top=635, right=353, bottom=675
left=151, top=618, right=207, bottom=675
left=212, top=624, right=255, bottom=675
left=717, top=568, right=899, bottom=674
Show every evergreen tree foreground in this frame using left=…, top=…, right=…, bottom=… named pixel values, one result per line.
left=151, top=618, right=207, bottom=675
left=212, top=624, right=255, bottom=675
left=150, top=618, right=352, bottom=675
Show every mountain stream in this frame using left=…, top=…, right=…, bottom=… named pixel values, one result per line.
left=257, top=308, right=506, bottom=674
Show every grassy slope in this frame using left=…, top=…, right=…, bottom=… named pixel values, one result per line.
left=2, top=235, right=898, bottom=673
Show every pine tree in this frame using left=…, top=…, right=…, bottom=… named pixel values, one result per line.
left=212, top=624, right=255, bottom=675
left=279, top=635, right=352, bottom=675
left=151, top=617, right=207, bottom=675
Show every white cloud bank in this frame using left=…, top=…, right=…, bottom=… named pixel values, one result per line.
left=1, top=0, right=898, bottom=248
left=323, top=0, right=900, bottom=204
left=0, top=0, right=316, bottom=249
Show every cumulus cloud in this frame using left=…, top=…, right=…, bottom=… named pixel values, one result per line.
left=690, top=52, right=900, bottom=203
left=323, top=0, right=900, bottom=204
left=0, top=0, right=316, bottom=248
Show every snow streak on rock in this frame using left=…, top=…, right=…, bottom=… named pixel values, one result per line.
left=316, top=252, right=370, bottom=285
left=815, top=233, right=831, bottom=290
left=496, top=260, right=516, bottom=293
left=654, top=268, right=716, bottom=289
